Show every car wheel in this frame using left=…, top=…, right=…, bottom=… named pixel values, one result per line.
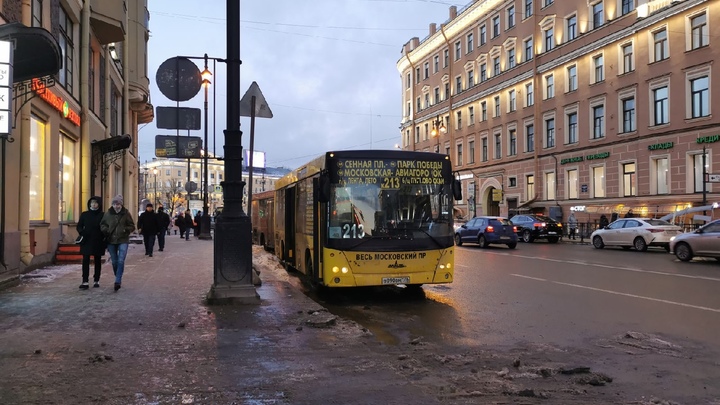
left=547, top=237, right=559, bottom=244
left=592, top=236, right=605, bottom=249
left=634, top=237, right=648, bottom=252
left=674, top=243, right=693, bottom=262
left=507, top=243, right=517, bottom=249
left=522, top=230, right=534, bottom=243
left=454, top=234, right=462, bottom=246
left=478, top=235, right=489, bottom=248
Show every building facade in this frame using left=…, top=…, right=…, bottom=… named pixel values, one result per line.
left=398, top=0, right=719, bottom=224
left=0, top=0, right=152, bottom=281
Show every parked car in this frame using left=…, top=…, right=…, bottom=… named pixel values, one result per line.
left=591, top=218, right=682, bottom=252
left=509, top=214, right=562, bottom=243
left=454, top=216, right=518, bottom=249
left=669, top=219, right=720, bottom=261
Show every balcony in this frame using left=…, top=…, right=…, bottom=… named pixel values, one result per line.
left=90, top=0, right=126, bottom=45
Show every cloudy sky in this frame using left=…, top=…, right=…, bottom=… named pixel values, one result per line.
left=140, top=0, right=463, bottom=169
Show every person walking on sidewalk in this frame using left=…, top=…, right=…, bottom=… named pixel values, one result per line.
left=101, top=195, right=135, bottom=292
left=184, top=210, right=195, bottom=240
left=175, top=212, right=187, bottom=239
left=156, top=205, right=171, bottom=251
left=137, top=203, right=160, bottom=256
left=76, top=196, right=105, bottom=290
left=193, top=211, right=202, bottom=237
left=567, top=212, right=578, bottom=240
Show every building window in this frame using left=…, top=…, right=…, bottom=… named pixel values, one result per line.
left=455, top=41, right=461, bottom=60
left=58, top=6, right=74, bottom=93
left=416, top=96, right=421, bottom=111
left=525, top=0, right=533, bottom=18
left=544, top=0, right=553, bottom=6
left=623, top=162, right=636, bottom=197
left=482, top=138, right=488, bottom=161
left=424, top=93, right=429, bottom=108
left=494, top=133, right=502, bottom=159
left=492, top=15, right=500, bottom=37
left=481, top=101, right=487, bottom=121
left=691, top=76, right=709, bottom=118
left=592, top=166, right=605, bottom=197
left=468, top=106, right=475, bottom=124
left=444, top=49, right=449, bottom=67
left=593, top=54, right=604, bottom=83
left=424, top=123, right=429, bottom=140
left=694, top=152, right=708, bottom=192
left=32, top=0, right=42, bottom=27
left=567, top=169, right=579, bottom=199
left=509, top=89, right=516, bottom=112
left=456, top=110, right=462, bottom=129
left=545, top=118, right=555, bottom=148
left=480, top=63, right=487, bottom=81
left=445, top=82, right=450, bottom=100
left=526, top=175, right=535, bottom=200
left=622, top=96, right=636, bottom=132
left=655, top=158, right=669, bottom=194
left=567, top=65, right=577, bottom=91
left=526, top=82, right=533, bottom=106
left=526, top=123, right=534, bottom=152
left=469, top=140, right=475, bottom=163
left=415, top=127, right=420, bottom=143
left=508, top=6, right=516, bottom=28
left=468, top=69, right=475, bottom=87
left=467, top=32, right=474, bottom=53
left=494, top=96, right=500, bottom=117
left=567, top=112, right=578, bottom=144
left=457, top=143, right=463, bottom=166
left=434, top=87, right=440, bottom=104
left=507, top=49, right=516, bottom=69
left=592, top=105, right=605, bottom=139
left=59, top=134, right=76, bottom=223
left=509, top=177, right=517, bottom=187
left=622, top=0, right=634, bottom=15
left=406, top=73, right=410, bottom=89
left=653, top=29, right=668, bottom=62
left=622, top=43, right=633, bottom=73
left=493, top=56, right=500, bottom=76
left=592, top=1, right=604, bottom=29
left=524, top=37, right=533, bottom=61
left=566, top=15, right=577, bottom=41
left=455, top=76, right=462, bottom=94
left=653, top=86, right=669, bottom=125
left=509, top=129, right=517, bottom=156
left=424, top=62, right=429, bottom=79
left=434, top=55, right=439, bottom=73
left=415, top=67, right=420, bottom=84
left=691, top=12, right=708, bottom=50
left=545, top=74, right=554, bottom=99
left=178, top=170, right=182, bottom=177
left=30, top=115, right=46, bottom=221
left=480, top=25, right=487, bottom=45
left=544, top=28, right=554, bottom=51
left=88, top=48, right=95, bottom=112
left=545, top=172, right=556, bottom=200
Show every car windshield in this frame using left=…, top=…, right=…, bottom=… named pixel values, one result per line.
left=645, top=219, right=672, bottom=226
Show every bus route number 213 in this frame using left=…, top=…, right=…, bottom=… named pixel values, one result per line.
left=343, top=223, right=365, bottom=238
left=381, top=177, right=400, bottom=189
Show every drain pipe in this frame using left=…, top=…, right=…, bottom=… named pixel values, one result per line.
left=18, top=0, right=33, bottom=265
left=1, top=137, right=7, bottom=268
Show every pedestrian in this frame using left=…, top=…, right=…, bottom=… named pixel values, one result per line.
left=184, top=210, right=194, bottom=241
left=567, top=212, right=578, bottom=240
left=625, top=209, right=635, bottom=218
left=101, top=195, right=135, bottom=292
left=76, top=196, right=105, bottom=290
left=156, top=205, right=171, bottom=251
left=175, top=212, right=187, bottom=239
left=137, top=203, right=160, bottom=256
left=599, top=214, right=609, bottom=229
left=193, top=211, right=202, bottom=237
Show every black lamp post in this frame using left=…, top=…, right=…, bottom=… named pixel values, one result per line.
left=199, top=55, right=213, bottom=240
left=143, top=167, right=149, bottom=201
left=431, top=115, right=446, bottom=153
left=153, top=168, right=158, bottom=207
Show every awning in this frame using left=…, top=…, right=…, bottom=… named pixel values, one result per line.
left=517, top=196, right=537, bottom=209
left=91, top=134, right=132, bottom=154
left=0, top=23, right=62, bottom=83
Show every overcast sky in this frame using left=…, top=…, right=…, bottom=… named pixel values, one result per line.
left=140, top=0, right=463, bottom=169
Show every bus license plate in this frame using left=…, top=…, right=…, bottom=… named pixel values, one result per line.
left=382, top=276, right=410, bottom=285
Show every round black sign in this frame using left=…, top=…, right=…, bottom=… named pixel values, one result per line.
left=184, top=181, right=198, bottom=193
left=156, top=57, right=202, bottom=102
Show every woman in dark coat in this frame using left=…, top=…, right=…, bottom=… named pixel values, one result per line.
left=184, top=210, right=195, bottom=240
left=76, top=196, right=105, bottom=289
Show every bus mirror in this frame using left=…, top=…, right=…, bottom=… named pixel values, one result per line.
left=452, top=179, right=463, bottom=201
left=319, top=174, right=330, bottom=203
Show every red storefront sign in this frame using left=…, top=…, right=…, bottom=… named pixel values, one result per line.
left=31, top=78, right=81, bottom=126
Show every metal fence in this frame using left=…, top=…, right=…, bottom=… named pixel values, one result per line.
left=558, top=221, right=702, bottom=242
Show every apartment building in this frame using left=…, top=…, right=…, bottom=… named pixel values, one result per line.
left=0, top=0, right=152, bottom=280
left=398, top=0, right=719, bottom=223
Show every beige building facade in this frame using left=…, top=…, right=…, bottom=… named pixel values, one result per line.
left=398, top=0, right=719, bottom=224
left=0, top=0, right=152, bottom=281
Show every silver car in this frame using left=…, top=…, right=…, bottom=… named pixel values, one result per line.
left=669, top=219, right=720, bottom=262
left=591, top=218, right=682, bottom=252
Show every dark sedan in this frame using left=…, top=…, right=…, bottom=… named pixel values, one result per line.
left=454, top=216, right=518, bottom=249
left=510, top=214, right=562, bottom=243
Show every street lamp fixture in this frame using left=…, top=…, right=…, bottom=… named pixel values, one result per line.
left=430, top=115, right=446, bottom=137
left=198, top=54, right=213, bottom=240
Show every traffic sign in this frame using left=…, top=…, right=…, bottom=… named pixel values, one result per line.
left=492, top=188, right=503, bottom=202
left=709, top=174, right=720, bottom=183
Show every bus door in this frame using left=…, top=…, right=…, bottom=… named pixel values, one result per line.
left=284, top=186, right=296, bottom=267
left=312, top=177, right=321, bottom=282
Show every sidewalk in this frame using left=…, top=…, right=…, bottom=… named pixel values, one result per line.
left=0, top=234, right=440, bottom=404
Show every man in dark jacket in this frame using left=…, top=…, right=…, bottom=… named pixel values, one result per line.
left=76, top=196, right=105, bottom=289
left=184, top=210, right=194, bottom=240
left=101, top=195, right=135, bottom=291
left=156, top=205, right=171, bottom=251
left=138, top=203, right=160, bottom=256
left=193, top=211, right=202, bottom=237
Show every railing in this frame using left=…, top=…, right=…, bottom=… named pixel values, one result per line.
left=557, top=220, right=702, bottom=243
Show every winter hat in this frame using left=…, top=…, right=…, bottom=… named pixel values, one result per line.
left=146, top=203, right=153, bottom=208
left=111, top=194, right=124, bottom=205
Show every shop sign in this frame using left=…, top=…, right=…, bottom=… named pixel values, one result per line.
left=648, top=142, right=673, bottom=151
left=31, top=78, right=81, bottom=126
left=0, top=41, right=12, bottom=136
left=585, top=152, right=610, bottom=161
left=697, top=135, right=720, bottom=144
left=570, top=205, right=586, bottom=212
left=560, top=156, right=584, bottom=165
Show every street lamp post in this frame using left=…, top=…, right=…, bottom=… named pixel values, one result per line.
left=153, top=168, right=158, bottom=207
left=199, top=55, right=213, bottom=240
left=143, top=167, right=149, bottom=201
left=430, top=115, right=446, bottom=153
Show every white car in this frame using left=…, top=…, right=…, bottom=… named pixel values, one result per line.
left=591, top=218, right=682, bottom=252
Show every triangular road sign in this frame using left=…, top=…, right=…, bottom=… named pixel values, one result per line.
left=240, top=81, right=273, bottom=118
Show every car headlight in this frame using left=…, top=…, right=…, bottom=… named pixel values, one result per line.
left=670, top=236, right=676, bottom=242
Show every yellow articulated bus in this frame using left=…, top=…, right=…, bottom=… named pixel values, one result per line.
left=274, top=149, right=462, bottom=288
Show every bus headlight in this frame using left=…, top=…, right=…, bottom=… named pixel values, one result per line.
left=341, top=267, right=348, bottom=274
left=332, top=266, right=339, bottom=273
left=439, top=264, right=446, bottom=270
left=332, top=266, right=349, bottom=274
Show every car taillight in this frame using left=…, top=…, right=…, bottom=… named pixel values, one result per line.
left=513, top=226, right=517, bottom=232
left=557, top=223, right=562, bottom=227
left=649, top=228, right=664, bottom=233
left=534, top=223, right=545, bottom=227
left=486, top=226, right=494, bottom=232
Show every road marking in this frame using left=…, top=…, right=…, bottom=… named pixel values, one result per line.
left=473, top=252, right=720, bottom=282
left=510, top=274, right=547, bottom=282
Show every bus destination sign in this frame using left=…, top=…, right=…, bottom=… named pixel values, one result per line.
left=335, top=159, right=445, bottom=189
